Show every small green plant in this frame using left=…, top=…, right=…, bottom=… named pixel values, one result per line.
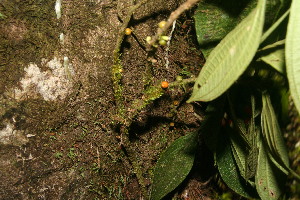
left=54, top=152, right=63, bottom=159
left=67, top=148, right=77, bottom=160
left=49, top=135, right=57, bottom=140
left=151, top=0, right=300, bottom=199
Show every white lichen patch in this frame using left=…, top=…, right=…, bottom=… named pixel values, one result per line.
left=15, top=57, right=73, bottom=101
left=55, top=0, right=62, bottom=19
left=59, top=32, right=64, bottom=44
left=0, top=123, right=28, bottom=146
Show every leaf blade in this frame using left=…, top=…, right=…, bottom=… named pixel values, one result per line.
left=188, top=0, right=266, bottom=102
left=261, top=93, right=289, bottom=168
left=256, top=138, right=286, bottom=200
left=259, top=47, right=285, bottom=73
left=216, top=129, right=257, bottom=198
left=286, top=0, right=300, bottom=114
left=193, top=3, right=246, bottom=58
left=151, top=131, right=198, bottom=200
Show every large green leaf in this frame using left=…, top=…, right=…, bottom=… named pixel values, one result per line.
left=261, top=93, right=289, bottom=168
left=193, top=1, right=256, bottom=58
left=150, top=131, right=198, bottom=200
left=188, top=0, right=266, bottom=102
left=216, top=128, right=257, bottom=198
left=256, top=138, right=286, bottom=200
left=286, top=0, right=300, bottom=114
left=194, top=0, right=283, bottom=58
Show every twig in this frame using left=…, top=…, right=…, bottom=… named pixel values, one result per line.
left=124, top=77, right=196, bottom=128
left=146, top=0, right=201, bottom=50
left=113, top=0, right=150, bottom=59
left=112, top=0, right=151, bottom=119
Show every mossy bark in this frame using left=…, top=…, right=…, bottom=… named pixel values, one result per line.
left=0, top=0, right=206, bottom=199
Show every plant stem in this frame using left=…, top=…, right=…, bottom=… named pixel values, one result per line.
left=146, top=0, right=200, bottom=50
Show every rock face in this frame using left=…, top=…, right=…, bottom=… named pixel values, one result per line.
left=0, top=122, right=28, bottom=145
left=0, top=0, right=205, bottom=199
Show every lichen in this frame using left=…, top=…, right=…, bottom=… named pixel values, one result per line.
left=14, top=57, right=73, bottom=101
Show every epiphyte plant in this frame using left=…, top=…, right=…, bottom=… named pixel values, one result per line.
left=151, top=0, right=300, bottom=199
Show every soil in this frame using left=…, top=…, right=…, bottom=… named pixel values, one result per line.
left=1, top=1, right=299, bottom=200
left=0, top=1, right=215, bottom=199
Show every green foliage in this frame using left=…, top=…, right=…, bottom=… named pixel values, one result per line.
left=151, top=0, right=300, bottom=199
left=256, top=137, right=286, bottom=199
left=217, top=128, right=257, bottom=198
left=193, top=0, right=256, bottom=58
left=152, top=0, right=300, bottom=200
left=258, top=40, right=286, bottom=74
left=286, top=0, right=300, bottom=115
left=261, top=93, right=289, bottom=168
left=150, top=131, right=198, bottom=200
left=188, top=0, right=266, bottom=102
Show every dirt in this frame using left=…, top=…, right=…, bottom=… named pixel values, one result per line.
left=0, top=0, right=217, bottom=199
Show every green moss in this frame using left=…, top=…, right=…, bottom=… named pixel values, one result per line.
left=0, top=0, right=59, bottom=93
left=144, top=85, right=164, bottom=102
left=111, top=57, right=126, bottom=121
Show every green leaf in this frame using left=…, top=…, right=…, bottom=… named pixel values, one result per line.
left=193, top=1, right=256, bottom=58
left=188, top=0, right=266, bottom=102
left=245, top=98, right=259, bottom=181
left=230, top=96, right=259, bottom=182
left=259, top=40, right=285, bottom=51
left=245, top=145, right=259, bottom=180
left=256, top=138, right=286, bottom=200
left=286, top=0, right=300, bottom=114
left=260, top=9, right=290, bottom=43
left=194, top=0, right=282, bottom=58
left=151, top=131, right=198, bottom=200
left=261, top=93, right=289, bottom=168
left=230, top=128, right=247, bottom=179
left=258, top=45, right=285, bottom=73
left=217, top=128, right=257, bottom=198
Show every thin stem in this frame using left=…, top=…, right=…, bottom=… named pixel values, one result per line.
left=146, top=0, right=200, bottom=50
left=260, top=9, right=290, bottom=44
left=113, top=0, right=150, bottom=59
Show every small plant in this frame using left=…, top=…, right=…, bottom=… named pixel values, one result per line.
left=0, top=12, right=5, bottom=19
left=54, top=152, right=63, bottom=159
left=151, top=0, right=300, bottom=199
left=67, top=148, right=77, bottom=160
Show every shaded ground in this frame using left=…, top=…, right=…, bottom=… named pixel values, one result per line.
left=1, top=1, right=300, bottom=200
left=0, top=1, right=213, bottom=199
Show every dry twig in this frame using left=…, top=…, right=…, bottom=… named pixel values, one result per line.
left=113, top=0, right=150, bottom=59
left=146, top=0, right=201, bottom=50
